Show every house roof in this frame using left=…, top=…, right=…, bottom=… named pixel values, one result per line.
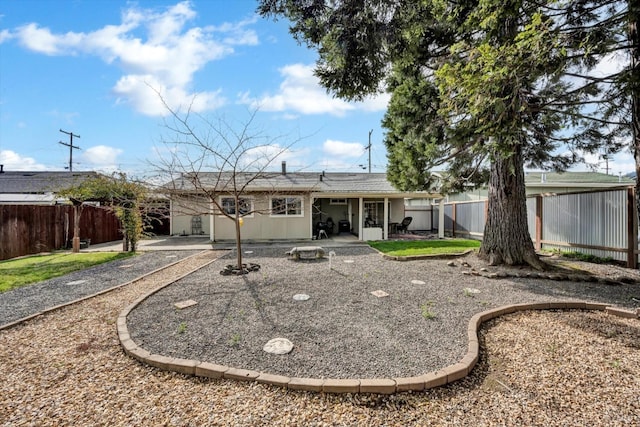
left=167, top=172, right=440, bottom=199
left=524, top=171, right=634, bottom=188
left=0, top=171, right=99, bottom=194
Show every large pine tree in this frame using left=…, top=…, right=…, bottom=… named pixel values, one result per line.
left=259, top=0, right=623, bottom=268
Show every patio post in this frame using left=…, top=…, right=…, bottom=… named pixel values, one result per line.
left=383, top=197, right=389, bottom=240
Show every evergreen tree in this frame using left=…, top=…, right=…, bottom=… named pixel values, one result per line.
left=260, top=0, right=623, bottom=268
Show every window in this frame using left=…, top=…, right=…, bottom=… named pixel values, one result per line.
left=271, top=196, right=303, bottom=217
left=220, top=197, right=253, bottom=217
left=330, top=198, right=347, bottom=205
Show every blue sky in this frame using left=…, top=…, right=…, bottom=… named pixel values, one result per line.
left=0, top=0, right=635, bottom=178
left=0, top=0, right=389, bottom=177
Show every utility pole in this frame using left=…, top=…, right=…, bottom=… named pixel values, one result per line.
left=358, top=130, right=373, bottom=173
left=59, top=129, right=80, bottom=172
left=367, top=129, right=372, bottom=173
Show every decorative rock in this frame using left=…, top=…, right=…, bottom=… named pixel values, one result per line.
left=343, top=260, right=355, bottom=263
left=480, top=267, right=488, bottom=272
left=165, top=255, right=178, bottom=258
left=66, top=279, right=88, bottom=286
left=462, top=262, right=471, bottom=267
left=119, top=264, right=134, bottom=269
left=371, top=290, right=389, bottom=298
left=447, top=261, right=456, bottom=267
left=174, top=299, right=198, bottom=309
left=411, top=280, right=426, bottom=285
left=464, top=288, right=481, bottom=294
left=293, top=294, right=310, bottom=301
left=263, top=338, right=293, bottom=355
left=286, top=246, right=325, bottom=260
left=220, top=263, right=260, bottom=276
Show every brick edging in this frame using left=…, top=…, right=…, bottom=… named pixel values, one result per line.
left=118, top=297, right=640, bottom=394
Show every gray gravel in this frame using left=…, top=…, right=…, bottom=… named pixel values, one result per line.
left=0, top=250, right=199, bottom=326
left=127, top=246, right=640, bottom=379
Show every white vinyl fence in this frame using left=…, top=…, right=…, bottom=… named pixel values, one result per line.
left=435, top=187, right=637, bottom=267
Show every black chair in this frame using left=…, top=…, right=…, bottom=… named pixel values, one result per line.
left=397, top=216, right=412, bottom=233
left=326, top=217, right=335, bottom=234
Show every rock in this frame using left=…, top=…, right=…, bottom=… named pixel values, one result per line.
left=263, top=338, right=294, bottom=355
left=447, top=261, right=457, bottom=267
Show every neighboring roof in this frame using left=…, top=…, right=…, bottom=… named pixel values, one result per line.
left=0, top=171, right=99, bottom=194
left=167, top=172, right=440, bottom=198
left=524, top=171, right=634, bottom=188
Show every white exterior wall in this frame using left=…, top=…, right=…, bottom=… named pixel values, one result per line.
left=171, top=194, right=312, bottom=240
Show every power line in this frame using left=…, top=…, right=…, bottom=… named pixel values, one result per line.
left=59, top=129, right=81, bottom=172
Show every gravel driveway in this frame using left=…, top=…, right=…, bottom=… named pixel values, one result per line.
left=0, top=250, right=200, bottom=327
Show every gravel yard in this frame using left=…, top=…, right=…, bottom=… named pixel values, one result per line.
left=128, top=246, right=639, bottom=379
left=1, top=247, right=639, bottom=426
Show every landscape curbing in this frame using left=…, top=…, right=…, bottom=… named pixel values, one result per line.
left=117, top=269, right=640, bottom=394
left=108, top=246, right=640, bottom=395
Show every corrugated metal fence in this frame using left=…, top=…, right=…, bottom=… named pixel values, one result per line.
left=0, top=204, right=122, bottom=261
left=435, top=187, right=637, bottom=267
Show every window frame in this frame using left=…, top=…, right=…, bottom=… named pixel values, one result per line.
left=219, top=196, right=254, bottom=218
left=270, top=195, right=304, bottom=217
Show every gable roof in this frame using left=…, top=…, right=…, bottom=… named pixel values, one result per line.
left=167, top=172, right=440, bottom=198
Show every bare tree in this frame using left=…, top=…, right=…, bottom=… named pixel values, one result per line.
left=153, top=104, right=299, bottom=273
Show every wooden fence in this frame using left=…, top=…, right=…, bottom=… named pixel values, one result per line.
left=0, top=204, right=122, bottom=261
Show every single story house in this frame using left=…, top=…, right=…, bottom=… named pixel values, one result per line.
left=443, top=171, right=635, bottom=202
left=0, top=168, right=100, bottom=205
left=167, top=165, right=441, bottom=242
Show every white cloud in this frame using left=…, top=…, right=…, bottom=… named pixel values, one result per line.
left=241, top=63, right=389, bottom=116
left=323, top=139, right=365, bottom=158
left=81, top=145, right=123, bottom=172
left=112, top=74, right=225, bottom=116
left=0, top=149, right=48, bottom=170
left=0, top=28, right=13, bottom=44
left=8, top=1, right=258, bottom=116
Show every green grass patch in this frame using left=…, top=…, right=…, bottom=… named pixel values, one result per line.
left=368, top=239, right=481, bottom=257
left=544, top=249, right=616, bottom=264
left=0, top=251, right=136, bottom=292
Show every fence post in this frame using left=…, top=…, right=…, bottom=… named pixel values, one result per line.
left=452, top=202, right=457, bottom=237
left=627, top=187, right=637, bottom=269
left=535, top=195, right=542, bottom=251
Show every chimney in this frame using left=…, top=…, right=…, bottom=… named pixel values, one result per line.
left=281, top=161, right=287, bottom=175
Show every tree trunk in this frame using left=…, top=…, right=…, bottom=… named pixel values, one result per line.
left=479, top=145, right=545, bottom=270
left=235, top=209, right=243, bottom=270
left=72, top=204, right=83, bottom=253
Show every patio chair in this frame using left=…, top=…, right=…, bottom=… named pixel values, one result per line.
left=397, top=216, right=412, bottom=233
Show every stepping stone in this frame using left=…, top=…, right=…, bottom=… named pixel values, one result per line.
left=119, top=264, right=133, bottom=269
left=293, top=294, right=310, bottom=301
left=174, top=299, right=198, bottom=309
left=371, top=290, right=389, bottom=298
left=66, top=279, right=87, bottom=286
left=464, top=287, right=481, bottom=294
left=263, top=338, right=293, bottom=355
left=343, top=260, right=354, bottom=263
left=411, top=280, right=426, bottom=285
